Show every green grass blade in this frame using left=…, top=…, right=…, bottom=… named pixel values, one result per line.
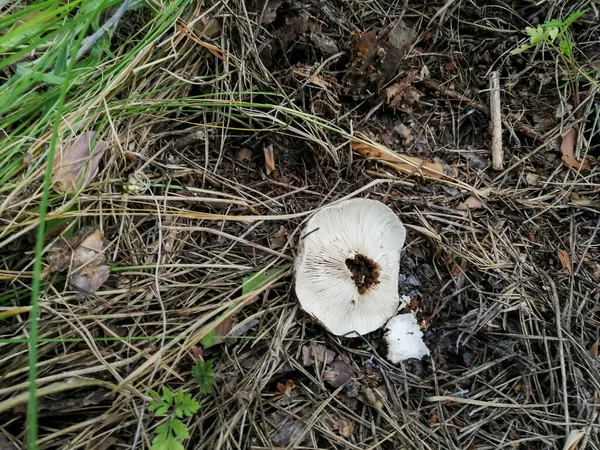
left=26, top=20, right=89, bottom=450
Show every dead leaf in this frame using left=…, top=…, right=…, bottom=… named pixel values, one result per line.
left=70, top=264, right=110, bottom=294
left=302, top=344, right=336, bottom=366
left=261, top=0, right=281, bottom=24
left=73, top=229, right=106, bottom=267
left=236, top=147, right=252, bottom=162
left=270, top=226, right=288, bottom=249
left=229, top=318, right=259, bottom=338
left=324, top=360, right=353, bottom=388
left=205, top=316, right=234, bottom=347
left=560, top=127, right=588, bottom=170
left=337, top=418, right=356, bottom=437
left=264, top=144, right=276, bottom=175
left=46, top=228, right=110, bottom=294
left=557, top=249, right=572, bottom=275
left=0, top=433, right=18, bottom=450
left=385, top=72, right=422, bottom=110
left=53, top=131, right=108, bottom=194
left=457, top=195, right=483, bottom=211
left=276, top=379, right=295, bottom=396
left=269, top=411, right=310, bottom=447
left=309, top=33, right=339, bottom=55
left=352, top=141, right=444, bottom=179
left=589, top=340, right=599, bottom=358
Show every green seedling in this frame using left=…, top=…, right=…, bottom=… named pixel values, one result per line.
left=148, top=387, right=200, bottom=450
left=192, top=359, right=216, bottom=395
left=512, top=9, right=598, bottom=91
left=511, top=9, right=587, bottom=57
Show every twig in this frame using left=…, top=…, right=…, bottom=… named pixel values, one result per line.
left=489, top=71, right=503, bottom=170
left=76, top=0, right=132, bottom=61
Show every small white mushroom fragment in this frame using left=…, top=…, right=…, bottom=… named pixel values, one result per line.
left=384, top=313, right=429, bottom=363
left=294, top=198, right=407, bottom=336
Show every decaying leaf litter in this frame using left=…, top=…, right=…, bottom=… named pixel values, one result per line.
left=1, top=1, right=600, bottom=449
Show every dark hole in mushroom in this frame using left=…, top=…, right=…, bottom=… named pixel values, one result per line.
left=345, top=253, right=380, bottom=294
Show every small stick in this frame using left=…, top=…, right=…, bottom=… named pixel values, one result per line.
left=421, top=78, right=546, bottom=143
left=489, top=71, right=503, bottom=170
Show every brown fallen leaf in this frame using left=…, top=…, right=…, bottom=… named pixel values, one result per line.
left=70, top=264, right=110, bottom=294
left=204, top=315, right=234, bottom=347
left=560, top=127, right=588, bottom=170
left=53, top=131, right=108, bottom=194
left=385, top=71, right=422, bottom=110
left=264, top=144, right=276, bottom=175
left=358, top=386, right=387, bottom=409
left=457, top=195, right=483, bottom=211
left=302, top=344, right=336, bottom=367
left=276, top=379, right=295, bottom=396
left=46, top=228, right=110, bottom=294
left=557, top=249, right=572, bottom=275
left=324, top=360, right=353, bottom=388
left=352, top=141, right=444, bottom=179
left=589, top=340, right=599, bottom=358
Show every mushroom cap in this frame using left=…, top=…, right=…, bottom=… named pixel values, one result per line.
left=294, top=198, right=406, bottom=336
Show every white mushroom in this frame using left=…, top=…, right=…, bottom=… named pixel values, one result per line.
left=294, top=198, right=407, bottom=336
left=384, top=313, right=429, bottom=363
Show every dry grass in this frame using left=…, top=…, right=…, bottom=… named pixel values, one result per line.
left=1, top=0, right=600, bottom=449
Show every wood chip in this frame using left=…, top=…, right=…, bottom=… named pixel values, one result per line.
left=264, top=144, right=276, bottom=175
left=352, top=141, right=444, bottom=179
left=557, top=249, right=572, bottom=275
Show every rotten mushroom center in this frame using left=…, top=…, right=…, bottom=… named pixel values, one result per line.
left=345, top=253, right=380, bottom=294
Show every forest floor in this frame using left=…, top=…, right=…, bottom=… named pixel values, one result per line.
left=1, top=0, right=600, bottom=449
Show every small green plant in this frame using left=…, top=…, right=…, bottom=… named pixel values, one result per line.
left=511, top=9, right=587, bottom=57
left=192, top=359, right=216, bottom=395
left=148, top=387, right=200, bottom=450
left=511, top=9, right=598, bottom=91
